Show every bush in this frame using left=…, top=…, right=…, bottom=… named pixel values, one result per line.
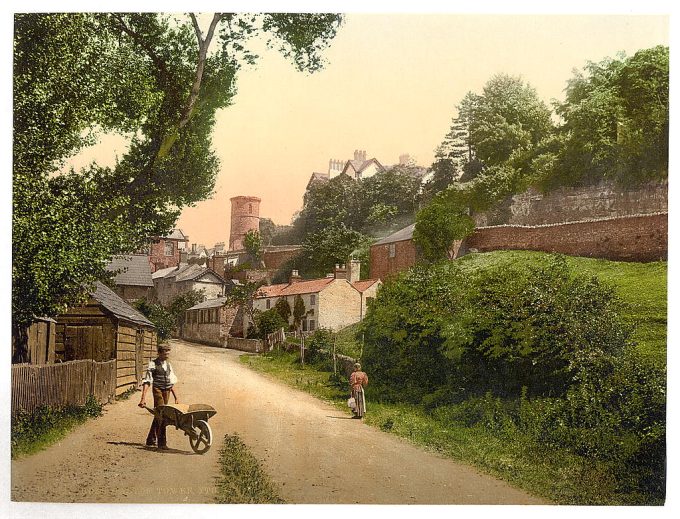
left=305, top=328, right=333, bottom=367
left=255, top=309, right=287, bottom=339
left=134, top=299, right=175, bottom=339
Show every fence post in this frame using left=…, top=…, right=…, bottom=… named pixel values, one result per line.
left=300, top=335, right=305, bottom=367
left=333, top=334, right=337, bottom=375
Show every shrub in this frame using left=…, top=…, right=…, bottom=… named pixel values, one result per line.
left=255, top=309, right=287, bottom=339
left=134, top=299, right=175, bottom=339
left=305, top=328, right=333, bottom=367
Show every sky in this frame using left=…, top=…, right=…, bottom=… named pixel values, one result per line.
left=61, top=11, right=670, bottom=248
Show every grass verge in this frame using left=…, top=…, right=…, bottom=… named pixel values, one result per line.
left=11, top=395, right=103, bottom=459
left=215, top=433, right=285, bottom=504
left=241, top=351, right=663, bottom=505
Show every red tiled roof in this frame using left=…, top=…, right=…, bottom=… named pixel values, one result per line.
left=352, top=279, right=380, bottom=292
left=255, top=277, right=338, bottom=299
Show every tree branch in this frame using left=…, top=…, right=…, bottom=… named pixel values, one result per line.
left=156, top=13, right=224, bottom=160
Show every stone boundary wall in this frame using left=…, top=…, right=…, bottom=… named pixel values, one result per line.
left=464, top=213, right=667, bottom=263
left=474, top=180, right=667, bottom=227
left=227, top=337, right=263, bottom=353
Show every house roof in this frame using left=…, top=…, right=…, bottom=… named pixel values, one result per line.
left=152, top=265, right=180, bottom=280
left=187, top=297, right=228, bottom=311
left=352, top=279, right=380, bottom=292
left=175, top=265, right=224, bottom=283
left=342, top=158, right=385, bottom=178
left=256, top=277, right=338, bottom=298
left=90, top=281, right=154, bottom=328
left=152, top=263, right=192, bottom=280
left=106, top=255, right=153, bottom=287
left=373, top=223, right=415, bottom=245
left=165, top=228, right=188, bottom=241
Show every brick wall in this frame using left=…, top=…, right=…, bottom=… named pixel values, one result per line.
left=464, top=213, right=667, bottom=262
left=149, top=238, right=182, bottom=272
left=262, top=246, right=302, bottom=270
left=370, top=239, right=418, bottom=280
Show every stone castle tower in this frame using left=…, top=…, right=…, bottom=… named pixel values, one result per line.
left=229, top=195, right=261, bottom=251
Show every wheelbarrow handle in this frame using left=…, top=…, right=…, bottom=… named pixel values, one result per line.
left=142, top=405, right=157, bottom=416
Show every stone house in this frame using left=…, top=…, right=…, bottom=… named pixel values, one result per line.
left=105, top=254, right=154, bottom=302
left=182, top=297, right=246, bottom=345
left=152, top=263, right=228, bottom=306
left=253, top=263, right=380, bottom=332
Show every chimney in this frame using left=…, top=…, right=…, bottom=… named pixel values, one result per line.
left=289, top=269, right=301, bottom=283
left=192, top=243, right=197, bottom=253
left=349, top=259, right=361, bottom=283
left=354, top=149, right=360, bottom=161
left=334, top=264, right=348, bottom=280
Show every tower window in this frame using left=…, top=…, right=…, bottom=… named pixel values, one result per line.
left=249, top=203, right=253, bottom=214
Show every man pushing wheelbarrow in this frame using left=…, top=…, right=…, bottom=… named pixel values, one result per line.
left=139, top=343, right=179, bottom=450
left=138, top=343, right=216, bottom=454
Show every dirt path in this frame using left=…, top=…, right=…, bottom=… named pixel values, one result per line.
left=11, top=339, right=546, bottom=504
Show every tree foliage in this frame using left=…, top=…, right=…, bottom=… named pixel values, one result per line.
left=134, top=300, right=176, bottom=341
left=254, top=309, right=288, bottom=339
left=12, top=13, right=343, bottom=357
left=274, top=298, right=292, bottom=323
left=543, top=45, right=669, bottom=188
left=361, top=255, right=632, bottom=402
left=292, top=295, right=306, bottom=331
left=168, top=289, right=206, bottom=328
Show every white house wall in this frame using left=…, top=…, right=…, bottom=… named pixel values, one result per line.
left=318, top=280, right=361, bottom=331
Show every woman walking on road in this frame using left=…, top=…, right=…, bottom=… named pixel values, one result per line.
left=350, top=362, right=368, bottom=419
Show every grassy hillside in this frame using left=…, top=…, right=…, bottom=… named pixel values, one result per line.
left=337, top=251, right=666, bottom=363
left=454, top=251, right=667, bottom=363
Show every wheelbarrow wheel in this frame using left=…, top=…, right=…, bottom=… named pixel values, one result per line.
left=190, top=420, right=212, bottom=454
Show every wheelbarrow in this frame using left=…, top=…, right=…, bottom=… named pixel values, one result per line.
left=144, top=404, right=217, bottom=454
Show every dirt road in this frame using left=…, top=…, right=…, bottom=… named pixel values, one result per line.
left=11, top=339, right=546, bottom=504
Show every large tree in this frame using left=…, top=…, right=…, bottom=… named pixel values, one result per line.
left=425, top=75, right=552, bottom=197
left=12, top=13, right=343, bottom=361
left=545, top=45, right=669, bottom=188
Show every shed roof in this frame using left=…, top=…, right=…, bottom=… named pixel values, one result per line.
left=106, top=255, right=153, bottom=287
left=373, top=223, right=415, bottom=245
left=187, top=297, right=228, bottom=310
left=90, top=281, right=154, bottom=328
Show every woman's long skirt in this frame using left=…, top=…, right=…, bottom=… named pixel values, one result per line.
left=351, top=387, right=366, bottom=418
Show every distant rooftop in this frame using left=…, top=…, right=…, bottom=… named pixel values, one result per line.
left=106, top=255, right=153, bottom=287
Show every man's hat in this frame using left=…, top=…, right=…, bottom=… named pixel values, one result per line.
left=158, top=344, right=172, bottom=352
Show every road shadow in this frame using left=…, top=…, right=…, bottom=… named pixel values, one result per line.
left=325, top=415, right=354, bottom=420
left=106, top=441, right=194, bottom=455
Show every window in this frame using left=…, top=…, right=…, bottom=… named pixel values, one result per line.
left=266, top=299, right=271, bottom=310
left=164, top=241, right=174, bottom=256
left=248, top=203, right=253, bottom=214
left=389, top=243, right=396, bottom=258
left=310, top=294, right=316, bottom=306
left=309, top=320, right=315, bottom=331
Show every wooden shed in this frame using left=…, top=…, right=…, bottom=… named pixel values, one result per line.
left=55, top=281, right=157, bottom=395
left=11, top=317, right=57, bottom=365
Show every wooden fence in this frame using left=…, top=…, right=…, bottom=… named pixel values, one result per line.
left=11, top=359, right=117, bottom=415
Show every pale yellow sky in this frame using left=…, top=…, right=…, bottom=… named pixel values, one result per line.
left=65, top=13, right=669, bottom=247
